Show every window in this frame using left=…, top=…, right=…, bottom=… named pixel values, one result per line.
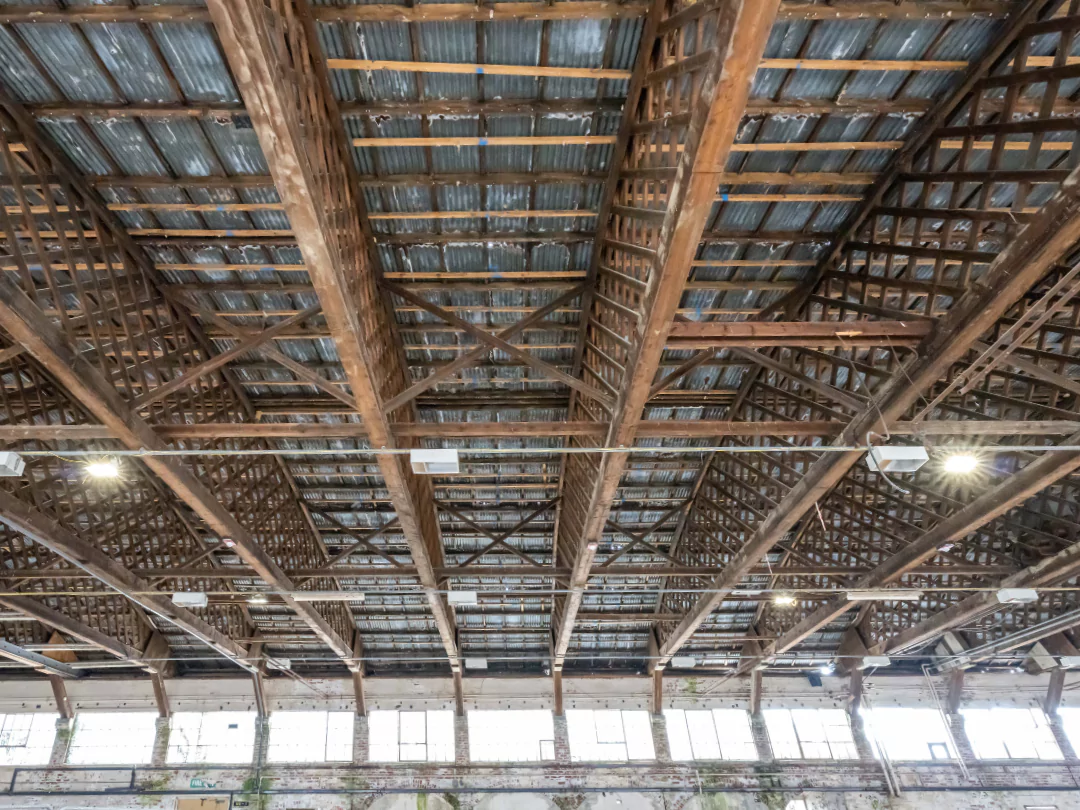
left=468, top=710, right=555, bottom=762
left=664, top=708, right=757, bottom=761
left=961, top=708, right=1062, bottom=760
left=1056, top=707, right=1080, bottom=757
left=763, top=709, right=858, bottom=760
left=0, top=713, right=57, bottom=765
left=68, top=712, right=158, bottom=765
left=265, top=711, right=353, bottom=763
left=167, top=712, right=257, bottom=764
left=368, top=710, right=454, bottom=763
left=860, top=707, right=954, bottom=761
left=565, top=710, right=654, bottom=762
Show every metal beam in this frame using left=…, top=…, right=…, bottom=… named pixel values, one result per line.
left=206, top=0, right=460, bottom=669
left=552, top=0, right=781, bottom=668
left=0, top=638, right=81, bottom=678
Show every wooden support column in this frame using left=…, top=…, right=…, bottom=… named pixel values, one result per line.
left=151, top=674, right=170, bottom=719
left=651, top=669, right=664, bottom=716
left=453, top=670, right=465, bottom=717
left=553, top=669, right=564, bottom=717
left=554, top=0, right=781, bottom=670
left=947, top=670, right=965, bottom=715
left=352, top=632, right=366, bottom=717
left=50, top=675, right=72, bottom=719
left=206, top=0, right=459, bottom=670
left=1047, top=668, right=1067, bottom=716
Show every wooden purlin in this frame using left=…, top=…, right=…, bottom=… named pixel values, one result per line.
left=653, top=0, right=1080, bottom=669
left=0, top=93, right=356, bottom=664
left=551, top=0, right=781, bottom=668
left=205, top=0, right=460, bottom=669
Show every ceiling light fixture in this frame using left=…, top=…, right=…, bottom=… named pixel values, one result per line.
left=171, top=592, right=208, bottom=608
left=943, top=453, right=979, bottom=474
left=846, top=589, right=924, bottom=602
left=85, top=459, right=120, bottom=479
left=773, top=593, right=796, bottom=607
left=247, top=594, right=269, bottom=605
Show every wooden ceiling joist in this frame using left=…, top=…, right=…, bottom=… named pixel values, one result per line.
left=550, top=0, right=781, bottom=671
left=652, top=0, right=1080, bottom=670
left=207, top=0, right=462, bottom=670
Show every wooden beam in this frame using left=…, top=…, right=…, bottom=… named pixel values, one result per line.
left=552, top=0, right=781, bottom=669
left=0, top=595, right=153, bottom=671
left=50, top=675, right=72, bottom=718
left=666, top=320, right=932, bottom=349
left=654, top=33, right=1080, bottom=668
left=133, top=305, right=321, bottom=409
left=314, top=1, right=651, bottom=21
left=151, top=673, right=171, bottom=719
left=330, top=60, right=632, bottom=81
left=0, top=488, right=257, bottom=673
left=352, top=631, right=366, bottom=717
left=207, top=0, right=460, bottom=669
left=0, top=264, right=353, bottom=667
left=736, top=429, right=1080, bottom=674
left=778, top=1, right=1008, bottom=19
left=0, top=418, right=1077, bottom=442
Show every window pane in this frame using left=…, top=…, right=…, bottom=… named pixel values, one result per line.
left=663, top=710, right=694, bottom=761
left=713, top=709, right=757, bottom=761
left=468, top=710, right=553, bottom=763
left=267, top=711, right=353, bottom=763
left=399, top=712, right=426, bottom=745
left=368, top=710, right=400, bottom=763
left=962, top=708, right=1061, bottom=761
left=0, top=714, right=57, bottom=766
left=861, top=708, right=953, bottom=761
left=167, top=712, right=256, bottom=764
left=685, top=710, right=722, bottom=760
left=623, top=711, right=656, bottom=761
left=427, top=711, right=455, bottom=763
left=68, top=712, right=157, bottom=765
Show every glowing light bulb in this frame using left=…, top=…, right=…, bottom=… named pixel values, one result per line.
left=943, top=454, right=978, bottom=474
left=85, top=460, right=120, bottom=479
left=773, top=593, right=796, bottom=607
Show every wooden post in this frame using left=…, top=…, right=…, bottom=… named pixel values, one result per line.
left=50, top=675, right=72, bottom=719
left=453, top=670, right=465, bottom=717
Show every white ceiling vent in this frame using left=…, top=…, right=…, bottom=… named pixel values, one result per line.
left=410, top=448, right=460, bottom=475
left=866, top=445, right=929, bottom=474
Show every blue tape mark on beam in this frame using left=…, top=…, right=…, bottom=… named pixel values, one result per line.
left=719, top=193, right=729, bottom=202
left=217, top=205, right=226, bottom=211
left=478, top=138, right=488, bottom=146
left=225, top=230, right=234, bottom=237
left=476, top=67, right=484, bottom=74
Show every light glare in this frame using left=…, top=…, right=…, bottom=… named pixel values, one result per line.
left=943, top=454, right=978, bottom=474
left=85, top=460, right=120, bottom=479
left=773, top=593, right=796, bottom=607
